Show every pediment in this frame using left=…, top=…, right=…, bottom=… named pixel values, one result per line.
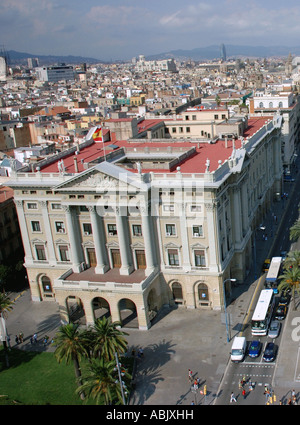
left=54, top=162, right=148, bottom=193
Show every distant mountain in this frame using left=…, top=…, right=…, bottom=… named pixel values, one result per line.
left=6, top=50, right=102, bottom=65
left=146, top=45, right=300, bottom=61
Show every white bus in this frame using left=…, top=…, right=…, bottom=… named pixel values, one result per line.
left=265, top=256, right=282, bottom=294
left=251, top=289, right=275, bottom=336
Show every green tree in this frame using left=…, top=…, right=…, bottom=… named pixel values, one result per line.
left=278, top=266, right=300, bottom=310
left=53, top=323, right=88, bottom=400
left=76, top=357, right=128, bottom=405
left=283, top=250, right=300, bottom=270
left=290, top=220, right=300, bottom=242
left=0, top=292, right=14, bottom=367
left=88, top=317, right=129, bottom=361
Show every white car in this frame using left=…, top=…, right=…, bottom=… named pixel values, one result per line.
left=268, top=320, right=280, bottom=338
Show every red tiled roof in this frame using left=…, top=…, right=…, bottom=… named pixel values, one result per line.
left=39, top=117, right=269, bottom=175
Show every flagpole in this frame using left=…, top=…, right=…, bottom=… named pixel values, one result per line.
left=102, top=122, right=106, bottom=161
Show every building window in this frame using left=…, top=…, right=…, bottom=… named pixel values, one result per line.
left=83, top=223, right=92, bottom=235
left=198, top=283, right=209, bottom=304
left=132, top=224, right=142, bottom=236
left=59, top=245, right=70, bottom=262
left=107, top=224, right=117, bottom=235
left=192, top=115, right=196, bottom=121
left=214, top=114, right=219, bottom=120
left=172, top=127, right=176, bottom=133
left=27, top=202, right=37, bottom=210
left=36, top=245, right=46, bottom=261
left=51, top=203, right=62, bottom=210
left=190, top=205, right=201, bottom=213
left=194, top=249, right=206, bottom=267
left=168, top=249, right=179, bottom=266
left=172, top=282, right=183, bottom=301
left=41, top=276, right=52, bottom=293
left=31, top=221, right=41, bottom=232
left=186, top=127, right=191, bottom=133
left=192, top=225, right=203, bottom=237
left=55, top=221, right=65, bottom=233
left=163, top=205, right=175, bottom=212
left=166, top=224, right=176, bottom=236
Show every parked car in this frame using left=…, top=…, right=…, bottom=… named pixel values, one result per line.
left=268, top=321, right=281, bottom=338
left=248, top=340, right=261, bottom=358
left=278, top=292, right=290, bottom=306
left=263, top=342, right=277, bottom=362
left=262, top=259, right=271, bottom=273
left=274, top=305, right=287, bottom=320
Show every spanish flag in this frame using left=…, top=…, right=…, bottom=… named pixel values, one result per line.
left=92, top=126, right=103, bottom=142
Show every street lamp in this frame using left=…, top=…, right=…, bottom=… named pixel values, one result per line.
left=114, top=352, right=126, bottom=405
left=222, top=278, right=236, bottom=343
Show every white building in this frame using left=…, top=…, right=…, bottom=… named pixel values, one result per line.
left=37, top=65, right=75, bottom=82
left=135, top=55, right=177, bottom=73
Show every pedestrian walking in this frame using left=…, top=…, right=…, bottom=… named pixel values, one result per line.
left=33, top=333, right=38, bottom=343
left=188, top=369, right=193, bottom=382
left=230, top=392, right=237, bottom=403
left=242, top=389, right=246, bottom=399
left=138, top=347, right=144, bottom=357
left=19, top=332, right=24, bottom=343
left=30, top=336, right=33, bottom=344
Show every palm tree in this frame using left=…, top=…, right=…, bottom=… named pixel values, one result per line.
left=76, top=357, right=127, bottom=405
left=278, top=266, right=300, bottom=310
left=89, top=316, right=129, bottom=361
left=283, top=250, right=300, bottom=270
left=53, top=323, right=88, bottom=400
left=290, top=220, right=300, bottom=242
left=0, top=292, right=14, bottom=368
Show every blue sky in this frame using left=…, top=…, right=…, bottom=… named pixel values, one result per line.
left=2, top=0, right=300, bottom=60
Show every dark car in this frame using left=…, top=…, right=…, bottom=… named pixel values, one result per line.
left=278, top=292, right=290, bottom=306
left=263, top=342, right=277, bottom=362
left=274, top=305, right=287, bottom=320
left=248, top=340, right=261, bottom=358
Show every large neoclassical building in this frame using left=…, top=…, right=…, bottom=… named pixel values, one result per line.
left=8, top=113, right=283, bottom=329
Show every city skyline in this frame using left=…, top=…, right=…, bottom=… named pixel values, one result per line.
left=2, top=0, right=300, bottom=61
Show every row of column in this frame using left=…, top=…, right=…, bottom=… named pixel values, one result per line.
left=64, top=204, right=156, bottom=276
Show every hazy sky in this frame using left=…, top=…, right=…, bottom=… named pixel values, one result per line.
left=2, top=0, right=300, bottom=61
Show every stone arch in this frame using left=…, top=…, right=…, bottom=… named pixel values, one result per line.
left=170, top=281, right=184, bottom=305
left=118, top=298, right=138, bottom=328
left=66, top=295, right=86, bottom=325
left=195, top=281, right=210, bottom=307
left=92, top=296, right=111, bottom=321
left=147, top=288, right=158, bottom=322
left=36, top=273, right=54, bottom=300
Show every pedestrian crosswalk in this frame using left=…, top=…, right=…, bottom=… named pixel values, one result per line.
left=224, top=363, right=275, bottom=387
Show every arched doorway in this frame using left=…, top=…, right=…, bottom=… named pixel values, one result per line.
left=40, top=275, right=54, bottom=299
left=118, top=298, right=138, bottom=328
left=147, top=288, right=158, bottom=322
left=66, top=296, right=86, bottom=325
left=92, top=297, right=111, bottom=321
left=171, top=281, right=184, bottom=305
left=197, top=282, right=210, bottom=307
